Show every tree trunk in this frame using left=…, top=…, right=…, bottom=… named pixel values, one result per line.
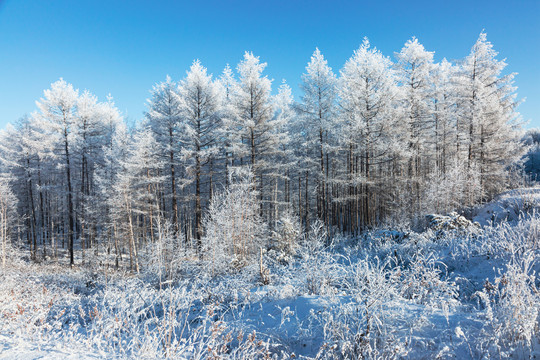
left=64, top=129, right=75, bottom=267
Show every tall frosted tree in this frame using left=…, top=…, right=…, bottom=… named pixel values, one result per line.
left=178, top=60, right=222, bottom=249
left=146, top=77, right=183, bottom=238
left=217, top=64, right=239, bottom=187
left=268, top=81, right=294, bottom=226
left=0, top=118, right=40, bottom=258
left=95, top=121, right=131, bottom=269
left=298, top=48, right=337, bottom=226
left=395, top=37, right=436, bottom=215
left=110, top=124, right=165, bottom=272
left=0, top=121, right=41, bottom=258
left=75, top=90, right=105, bottom=254
left=432, top=58, right=457, bottom=176
left=455, top=32, right=524, bottom=202
left=35, top=79, right=79, bottom=266
left=230, top=52, right=276, bottom=216
left=0, top=173, right=17, bottom=268
left=338, top=38, right=402, bottom=230
left=87, top=97, right=123, bottom=257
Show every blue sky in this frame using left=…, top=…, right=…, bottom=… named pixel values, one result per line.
left=0, top=0, right=539, bottom=128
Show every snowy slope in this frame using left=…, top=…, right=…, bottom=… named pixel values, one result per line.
left=473, top=187, right=540, bottom=226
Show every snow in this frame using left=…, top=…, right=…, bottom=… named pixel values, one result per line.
left=0, top=335, right=102, bottom=360
left=0, top=189, right=539, bottom=359
left=473, top=187, right=540, bottom=226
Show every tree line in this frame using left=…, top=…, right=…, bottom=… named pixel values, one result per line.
left=0, top=33, right=526, bottom=268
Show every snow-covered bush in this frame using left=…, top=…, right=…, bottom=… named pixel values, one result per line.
left=314, top=257, right=407, bottom=359
left=139, top=220, right=187, bottom=283
left=202, top=168, right=268, bottom=274
left=297, top=221, right=341, bottom=295
left=478, top=212, right=540, bottom=260
left=424, top=212, right=481, bottom=241
left=475, top=251, right=540, bottom=357
left=399, top=252, right=458, bottom=309
left=270, top=210, right=301, bottom=261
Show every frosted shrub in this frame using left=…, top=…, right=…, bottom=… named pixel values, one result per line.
left=399, top=252, right=458, bottom=309
left=315, top=257, right=407, bottom=359
left=476, top=251, right=540, bottom=357
left=140, top=220, right=187, bottom=283
left=271, top=210, right=301, bottom=259
left=479, top=213, right=540, bottom=260
left=426, top=212, right=480, bottom=233
left=298, top=221, right=341, bottom=295
left=202, top=168, right=268, bottom=274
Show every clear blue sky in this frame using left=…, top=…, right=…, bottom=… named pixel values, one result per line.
left=0, top=0, right=539, bottom=128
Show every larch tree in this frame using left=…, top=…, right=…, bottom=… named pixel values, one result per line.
left=432, top=58, right=457, bottom=176
left=298, top=48, right=337, bottom=227
left=231, top=52, right=275, bottom=218
left=178, top=60, right=222, bottom=250
left=35, top=79, right=79, bottom=266
left=0, top=118, right=40, bottom=259
left=395, top=37, right=436, bottom=215
left=217, top=64, right=239, bottom=187
left=88, top=97, right=123, bottom=258
left=338, top=38, right=402, bottom=230
left=422, top=59, right=466, bottom=214
left=128, top=125, right=166, bottom=245
left=146, top=77, right=184, bottom=238
left=455, top=32, right=524, bottom=202
left=75, top=90, right=104, bottom=257
left=0, top=173, right=17, bottom=268
left=100, top=121, right=134, bottom=270
left=268, top=81, right=294, bottom=227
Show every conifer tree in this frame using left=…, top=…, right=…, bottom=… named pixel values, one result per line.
left=178, top=60, right=222, bottom=249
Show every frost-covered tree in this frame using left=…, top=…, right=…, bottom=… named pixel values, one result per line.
left=146, top=77, right=183, bottom=237
left=0, top=173, right=17, bottom=268
left=338, top=38, right=402, bottom=230
left=75, top=90, right=108, bottom=254
left=455, top=32, right=524, bottom=202
left=96, top=122, right=134, bottom=269
left=298, top=48, right=337, bottom=226
left=0, top=118, right=41, bottom=259
left=126, top=125, right=165, bottom=245
left=269, top=81, right=294, bottom=226
left=432, top=59, right=458, bottom=176
left=395, top=37, right=436, bottom=215
left=178, top=60, right=222, bottom=249
left=35, top=79, right=79, bottom=266
left=230, top=52, right=274, bottom=198
left=83, top=97, right=123, bottom=254
left=217, top=64, right=239, bottom=187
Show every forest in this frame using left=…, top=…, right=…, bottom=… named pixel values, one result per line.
left=0, top=33, right=539, bottom=359
left=0, top=33, right=526, bottom=267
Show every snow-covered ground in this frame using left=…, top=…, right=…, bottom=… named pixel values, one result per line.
left=1, top=189, right=539, bottom=359
left=473, top=187, right=540, bottom=226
